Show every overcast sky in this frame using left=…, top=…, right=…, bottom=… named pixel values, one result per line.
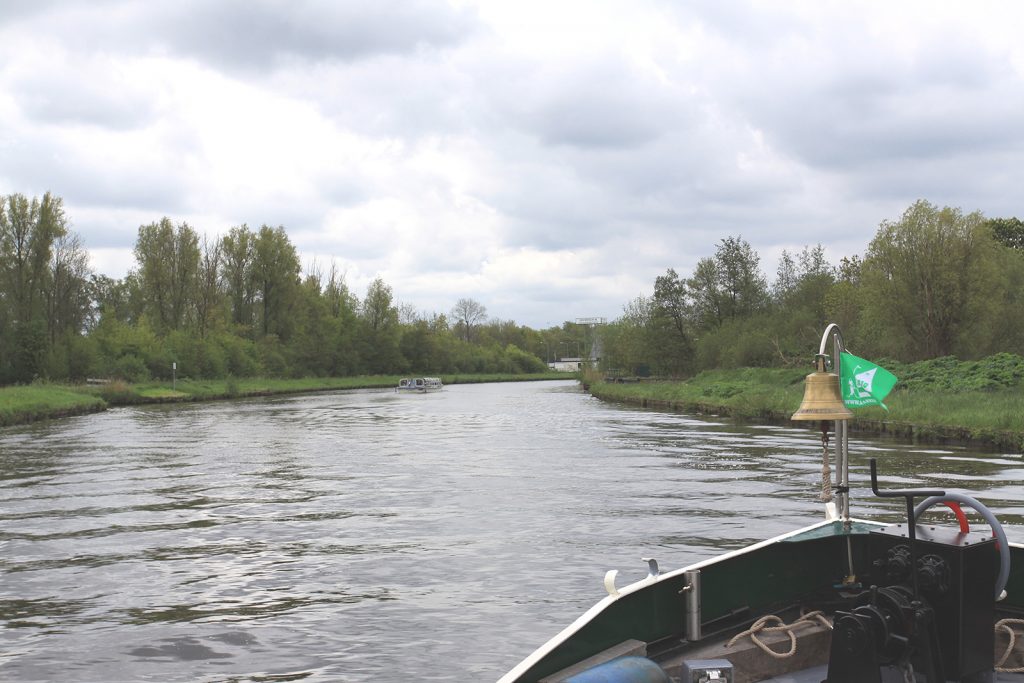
left=2, top=1, right=1022, bottom=328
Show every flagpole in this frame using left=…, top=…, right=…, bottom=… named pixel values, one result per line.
left=817, top=324, right=851, bottom=524
left=815, top=323, right=857, bottom=584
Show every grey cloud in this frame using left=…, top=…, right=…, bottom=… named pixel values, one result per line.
left=495, top=56, right=682, bottom=150
left=478, top=109, right=803, bottom=255
left=2, top=0, right=479, bottom=76
left=270, top=57, right=473, bottom=140
left=4, top=0, right=1023, bottom=328
left=127, top=0, right=477, bottom=73
left=1, top=135, right=191, bottom=215
left=847, top=151, right=1024, bottom=213
left=0, top=0, right=82, bottom=22
left=770, top=86, right=1024, bottom=171
left=720, top=21, right=1024, bottom=172
left=300, top=217, right=487, bottom=273
left=485, top=172, right=614, bottom=250
left=11, top=69, right=157, bottom=131
left=675, top=2, right=800, bottom=48
left=68, top=214, right=142, bottom=250
left=529, top=87, right=666, bottom=150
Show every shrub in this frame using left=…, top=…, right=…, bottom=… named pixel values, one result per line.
left=99, top=379, right=137, bottom=403
left=113, top=354, right=150, bottom=382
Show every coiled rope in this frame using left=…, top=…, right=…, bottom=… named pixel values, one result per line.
left=726, top=613, right=1024, bottom=670
left=996, top=618, right=1024, bottom=673
left=725, top=611, right=832, bottom=659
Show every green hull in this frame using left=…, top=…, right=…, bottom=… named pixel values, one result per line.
left=500, top=519, right=1024, bottom=682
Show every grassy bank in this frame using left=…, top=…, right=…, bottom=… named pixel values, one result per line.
left=588, top=368, right=1024, bottom=452
left=0, top=372, right=565, bottom=427
left=0, top=385, right=107, bottom=426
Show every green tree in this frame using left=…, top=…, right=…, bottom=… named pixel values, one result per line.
left=194, top=235, right=223, bottom=339
left=767, top=244, right=837, bottom=362
left=715, top=235, right=768, bottom=320
left=651, top=268, right=694, bottom=375
left=0, top=193, right=66, bottom=323
left=689, top=235, right=767, bottom=330
left=134, top=218, right=200, bottom=333
left=91, top=316, right=161, bottom=382
left=823, top=256, right=868, bottom=353
left=289, top=270, right=342, bottom=376
left=861, top=200, right=1002, bottom=360
left=451, top=297, right=488, bottom=342
left=772, top=250, right=798, bottom=303
left=323, top=265, right=361, bottom=375
left=220, top=225, right=256, bottom=331
left=987, top=217, right=1024, bottom=250
left=362, top=277, right=397, bottom=331
left=502, top=343, right=547, bottom=373
left=688, top=257, right=723, bottom=329
left=42, top=231, right=93, bottom=379
left=358, top=278, right=403, bottom=373
left=46, top=232, right=91, bottom=344
left=89, top=273, right=144, bottom=326
left=0, top=192, right=68, bottom=381
left=985, top=244, right=1024, bottom=354
left=251, top=225, right=300, bottom=339
left=400, top=319, right=440, bottom=372
left=602, top=296, right=655, bottom=376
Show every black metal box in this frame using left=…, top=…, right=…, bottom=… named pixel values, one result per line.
left=868, top=523, right=996, bottom=680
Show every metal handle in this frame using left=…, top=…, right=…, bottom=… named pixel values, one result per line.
left=869, top=458, right=944, bottom=499
left=868, top=458, right=946, bottom=600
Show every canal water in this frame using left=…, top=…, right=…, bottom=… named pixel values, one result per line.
left=1, top=380, right=1021, bottom=682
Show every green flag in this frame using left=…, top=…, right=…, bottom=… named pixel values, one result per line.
left=840, top=352, right=898, bottom=410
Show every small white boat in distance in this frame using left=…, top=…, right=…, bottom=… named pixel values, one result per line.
left=396, top=377, right=443, bottom=393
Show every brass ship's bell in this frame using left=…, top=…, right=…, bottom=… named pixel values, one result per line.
left=791, top=354, right=853, bottom=421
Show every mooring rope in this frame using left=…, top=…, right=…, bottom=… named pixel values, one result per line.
left=725, top=611, right=832, bottom=659
left=996, top=618, right=1024, bottom=672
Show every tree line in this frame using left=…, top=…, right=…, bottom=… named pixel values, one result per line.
left=601, top=200, right=1024, bottom=376
left=1, top=193, right=587, bottom=384
left=3, top=194, right=1021, bottom=385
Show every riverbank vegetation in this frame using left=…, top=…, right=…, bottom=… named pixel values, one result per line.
left=0, top=384, right=107, bottom=426
left=3, top=192, right=1023, bottom=445
left=0, top=373, right=561, bottom=427
left=587, top=354, right=1024, bottom=450
left=0, top=194, right=579, bottom=386
left=600, top=204, right=1024, bottom=377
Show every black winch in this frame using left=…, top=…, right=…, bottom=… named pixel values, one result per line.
left=824, top=459, right=998, bottom=683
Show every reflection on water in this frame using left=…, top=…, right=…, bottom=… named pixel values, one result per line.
left=0, top=380, right=1021, bottom=681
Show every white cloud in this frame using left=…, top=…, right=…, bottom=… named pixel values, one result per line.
left=1, top=0, right=1023, bottom=326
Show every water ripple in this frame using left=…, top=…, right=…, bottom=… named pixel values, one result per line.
left=1, top=381, right=1021, bottom=682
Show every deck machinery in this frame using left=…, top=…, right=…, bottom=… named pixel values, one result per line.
left=824, top=461, right=999, bottom=683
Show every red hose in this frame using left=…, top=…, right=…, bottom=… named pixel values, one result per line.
left=942, top=501, right=970, bottom=534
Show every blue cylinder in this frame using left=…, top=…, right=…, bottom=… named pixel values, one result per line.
left=563, top=656, right=671, bottom=683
